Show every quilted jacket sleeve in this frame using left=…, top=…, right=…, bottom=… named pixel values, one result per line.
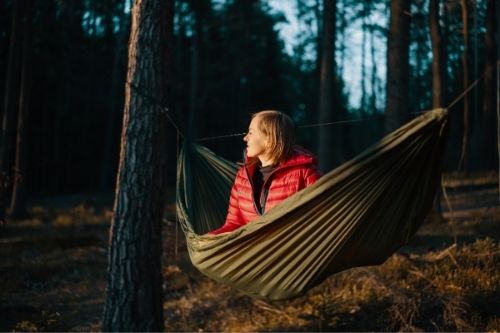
left=208, top=179, right=243, bottom=235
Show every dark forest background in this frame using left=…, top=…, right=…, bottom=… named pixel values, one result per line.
left=0, top=0, right=498, bottom=197
left=1, top=1, right=500, bottom=331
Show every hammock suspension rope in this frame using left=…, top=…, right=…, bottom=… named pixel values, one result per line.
left=128, top=59, right=500, bottom=144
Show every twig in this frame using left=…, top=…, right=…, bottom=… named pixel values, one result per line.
left=441, top=176, right=458, bottom=244
left=408, top=266, right=439, bottom=290
left=252, top=300, right=292, bottom=320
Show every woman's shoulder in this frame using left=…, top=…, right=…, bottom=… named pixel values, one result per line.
left=234, top=165, right=249, bottom=180
left=284, top=145, right=318, bottom=167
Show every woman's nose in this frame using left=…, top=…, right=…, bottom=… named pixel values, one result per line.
left=243, top=134, right=248, bottom=142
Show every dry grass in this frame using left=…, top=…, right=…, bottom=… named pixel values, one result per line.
left=0, top=201, right=110, bottom=332
left=0, top=187, right=499, bottom=331
left=161, top=185, right=500, bottom=332
left=159, top=238, right=500, bottom=332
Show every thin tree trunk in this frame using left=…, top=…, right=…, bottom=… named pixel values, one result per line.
left=83, top=0, right=99, bottom=189
left=430, top=0, right=445, bottom=108
left=370, top=20, right=378, bottom=114
left=497, top=0, right=500, bottom=122
left=9, top=0, right=33, bottom=219
left=385, top=0, right=411, bottom=134
left=361, top=10, right=367, bottom=113
left=338, top=0, right=347, bottom=75
left=0, top=0, right=10, bottom=103
left=188, top=0, right=203, bottom=139
left=458, top=0, right=470, bottom=174
left=0, top=0, right=24, bottom=226
left=442, top=1, right=449, bottom=102
left=482, top=0, right=498, bottom=169
left=429, top=0, right=446, bottom=218
left=315, top=0, right=323, bottom=80
left=415, top=13, right=425, bottom=111
left=317, top=0, right=337, bottom=172
left=102, top=0, right=174, bottom=331
left=54, top=0, right=82, bottom=193
left=472, top=0, right=478, bottom=126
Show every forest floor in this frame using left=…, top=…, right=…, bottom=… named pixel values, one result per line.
left=1, top=173, right=500, bottom=332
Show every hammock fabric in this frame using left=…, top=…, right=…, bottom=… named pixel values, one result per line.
left=176, top=108, right=449, bottom=300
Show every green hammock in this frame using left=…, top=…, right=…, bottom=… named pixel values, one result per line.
left=176, top=108, right=449, bottom=300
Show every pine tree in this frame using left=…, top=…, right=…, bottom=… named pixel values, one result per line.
left=102, top=0, right=174, bottom=330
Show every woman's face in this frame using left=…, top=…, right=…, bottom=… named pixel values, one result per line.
left=244, top=116, right=269, bottom=158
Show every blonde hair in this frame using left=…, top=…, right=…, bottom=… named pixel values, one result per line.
left=248, top=110, right=295, bottom=166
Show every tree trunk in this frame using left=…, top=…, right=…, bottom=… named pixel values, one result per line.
left=414, top=13, right=425, bottom=111
left=385, top=0, right=411, bottom=134
left=429, top=0, right=446, bottom=218
left=370, top=21, right=378, bottom=114
left=458, top=0, right=470, bottom=174
left=0, top=0, right=10, bottom=105
left=317, top=0, right=337, bottom=172
left=442, top=1, right=449, bottom=102
left=338, top=0, right=347, bottom=75
left=497, top=0, right=500, bottom=137
left=429, top=0, right=445, bottom=108
left=188, top=0, right=204, bottom=139
left=315, top=0, right=323, bottom=81
left=361, top=11, right=367, bottom=113
left=9, top=0, right=33, bottom=219
left=0, top=0, right=24, bottom=226
left=472, top=0, right=478, bottom=126
left=102, top=0, right=174, bottom=331
left=482, top=0, right=499, bottom=169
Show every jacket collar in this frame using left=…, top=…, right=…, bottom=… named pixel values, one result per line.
left=243, top=145, right=317, bottom=177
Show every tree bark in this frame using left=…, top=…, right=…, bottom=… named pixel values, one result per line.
left=414, top=12, right=425, bottom=111
left=361, top=10, right=367, bottom=113
left=429, top=0, right=446, bottom=219
left=497, top=0, right=500, bottom=126
left=102, top=0, right=174, bottom=331
left=385, top=0, right=411, bottom=134
left=338, top=0, right=347, bottom=75
left=458, top=0, right=470, bottom=174
left=370, top=21, right=378, bottom=114
left=429, top=0, right=445, bottom=108
left=188, top=0, right=205, bottom=139
left=482, top=0, right=496, bottom=169
left=315, top=0, right=323, bottom=81
left=9, top=0, right=33, bottom=219
left=317, top=0, right=337, bottom=172
left=472, top=0, right=478, bottom=126
left=0, top=0, right=24, bottom=226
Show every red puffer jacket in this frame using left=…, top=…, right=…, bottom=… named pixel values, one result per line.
left=209, top=146, right=321, bottom=235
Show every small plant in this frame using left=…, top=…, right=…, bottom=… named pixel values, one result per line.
left=14, top=320, right=38, bottom=332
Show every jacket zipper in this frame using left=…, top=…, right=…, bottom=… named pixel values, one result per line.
left=244, top=165, right=261, bottom=215
left=243, top=150, right=310, bottom=216
left=259, top=171, right=275, bottom=214
left=247, top=164, right=283, bottom=215
left=259, top=162, right=307, bottom=213
left=243, top=149, right=262, bottom=216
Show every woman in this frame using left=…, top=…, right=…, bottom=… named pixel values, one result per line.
left=209, top=110, right=321, bottom=235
